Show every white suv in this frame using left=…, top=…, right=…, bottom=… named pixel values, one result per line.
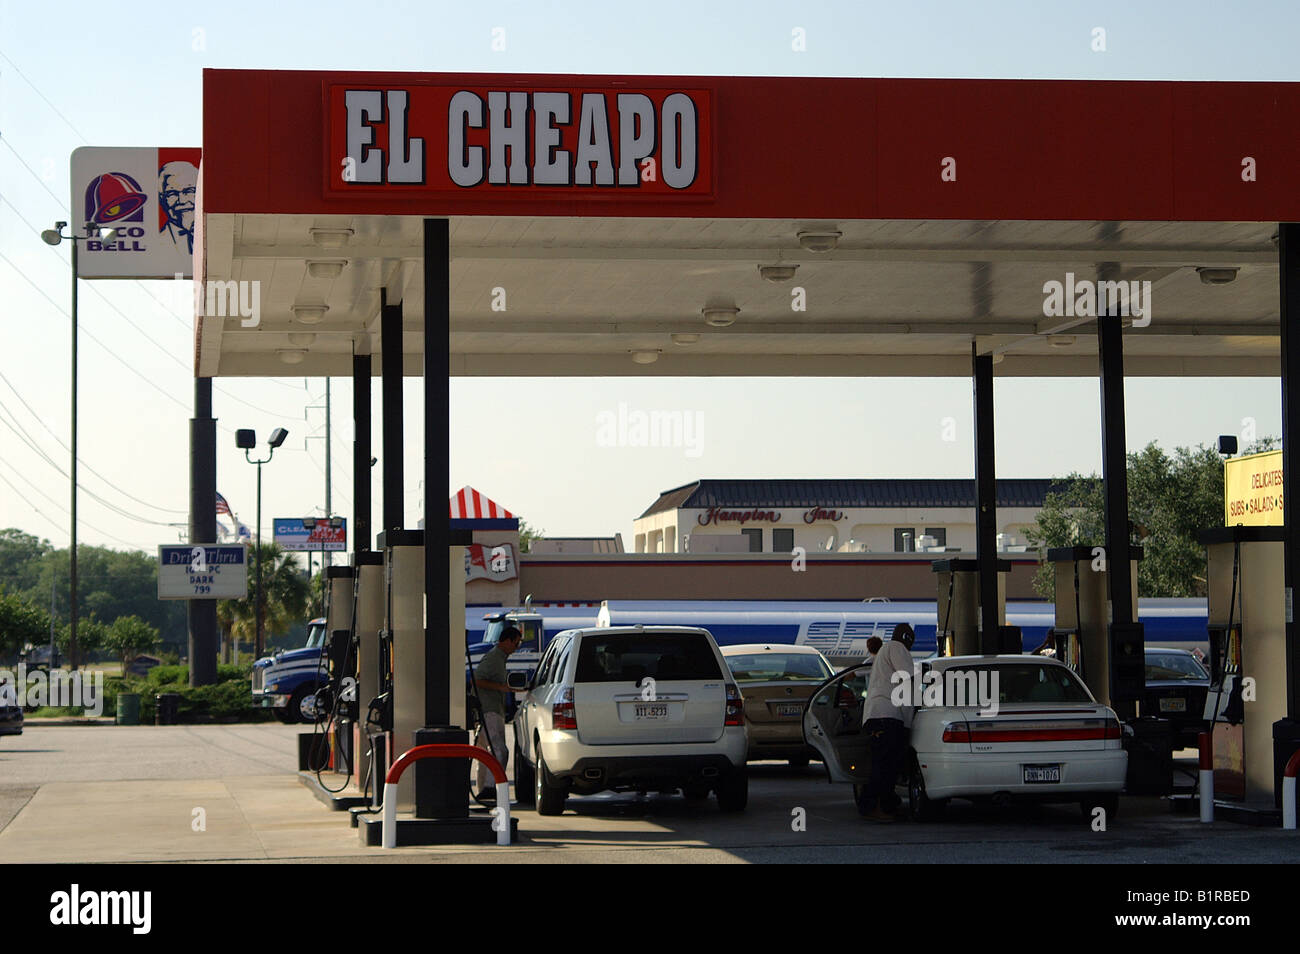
left=511, top=625, right=749, bottom=815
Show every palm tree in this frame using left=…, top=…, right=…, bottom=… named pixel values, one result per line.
left=218, top=543, right=309, bottom=661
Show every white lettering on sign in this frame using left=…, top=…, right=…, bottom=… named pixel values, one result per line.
left=345, top=89, right=426, bottom=185
left=437, top=90, right=698, bottom=191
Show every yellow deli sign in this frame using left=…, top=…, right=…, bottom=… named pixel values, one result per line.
left=1224, top=450, right=1283, bottom=526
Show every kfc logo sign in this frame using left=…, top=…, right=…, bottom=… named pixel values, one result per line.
left=465, top=543, right=518, bottom=583
left=331, top=85, right=710, bottom=196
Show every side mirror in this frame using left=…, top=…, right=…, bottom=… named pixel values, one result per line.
left=507, top=671, right=529, bottom=691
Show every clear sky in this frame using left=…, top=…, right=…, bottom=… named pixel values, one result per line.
left=0, top=0, right=1292, bottom=552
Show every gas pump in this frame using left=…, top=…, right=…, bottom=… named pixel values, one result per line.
left=1047, top=546, right=1142, bottom=706
left=352, top=551, right=385, bottom=802
left=931, top=558, right=1016, bottom=655
left=1199, top=527, right=1287, bottom=814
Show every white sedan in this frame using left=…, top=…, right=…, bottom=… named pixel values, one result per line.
left=803, top=654, right=1128, bottom=820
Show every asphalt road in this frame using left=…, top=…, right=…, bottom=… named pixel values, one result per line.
left=1, top=722, right=1295, bottom=863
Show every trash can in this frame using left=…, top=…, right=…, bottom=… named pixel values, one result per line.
left=1124, top=717, right=1174, bottom=796
left=155, top=693, right=181, bottom=726
left=116, top=693, right=140, bottom=726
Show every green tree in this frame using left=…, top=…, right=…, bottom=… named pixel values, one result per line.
left=517, top=519, right=544, bottom=554
left=1025, top=439, right=1274, bottom=600
left=55, top=617, right=108, bottom=666
left=0, top=529, right=53, bottom=595
left=218, top=543, right=309, bottom=658
left=104, top=615, right=161, bottom=671
left=0, top=589, right=52, bottom=660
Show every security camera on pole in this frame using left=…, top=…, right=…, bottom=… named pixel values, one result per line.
left=236, top=428, right=288, bottom=658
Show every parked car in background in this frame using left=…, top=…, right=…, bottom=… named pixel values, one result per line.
left=720, top=644, right=834, bottom=766
left=804, top=654, right=1127, bottom=821
left=0, top=680, right=23, bottom=738
left=512, top=625, right=749, bottom=815
left=1143, top=648, right=1211, bottom=747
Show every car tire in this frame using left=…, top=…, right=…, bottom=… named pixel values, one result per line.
left=788, top=756, right=810, bottom=769
left=908, top=759, right=946, bottom=822
left=682, top=783, right=711, bottom=801
left=716, top=768, right=748, bottom=812
left=514, top=738, right=535, bottom=806
left=534, top=749, right=567, bottom=816
left=288, top=685, right=322, bottom=725
left=1080, top=794, right=1119, bottom=823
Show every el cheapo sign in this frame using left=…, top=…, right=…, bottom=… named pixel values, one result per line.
left=1224, top=450, right=1283, bottom=526
left=328, top=85, right=711, bottom=196
left=157, top=545, right=248, bottom=600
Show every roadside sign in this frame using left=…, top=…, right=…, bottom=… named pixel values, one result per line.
left=158, top=545, right=248, bottom=600
left=273, top=518, right=348, bottom=552
left=1224, top=450, right=1283, bottom=526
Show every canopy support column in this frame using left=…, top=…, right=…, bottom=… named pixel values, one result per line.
left=972, top=345, right=999, bottom=653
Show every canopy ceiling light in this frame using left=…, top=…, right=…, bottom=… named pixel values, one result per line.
left=306, top=259, right=348, bottom=279
left=630, top=350, right=661, bottom=364
left=702, top=306, right=740, bottom=328
left=277, top=349, right=307, bottom=365
left=758, top=264, right=798, bottom=283
left=671, top=333, right=701, bottom=345
left=287, top=332, right=316, bottom=347
left=796, top=230, right=841, bottom=252
left=291, top=303, right=329, bottom=324
left=1196, top=266, right=1239, bottom=285
left=309, top=227, right=354, bottom=248
left=1049, top=335, right=1075, bottom=348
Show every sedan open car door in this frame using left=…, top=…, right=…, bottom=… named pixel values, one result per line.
left=803, top=664, right=873, bottom=784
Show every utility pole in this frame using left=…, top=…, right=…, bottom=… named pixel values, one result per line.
left=325, top=378, right=332, bottom=567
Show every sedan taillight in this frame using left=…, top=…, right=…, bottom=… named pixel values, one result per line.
left=725, top=684, right=744, bottom=726
left=941, top=721, right=972, bottom=743
left=552, top=687, right=577, bottom=730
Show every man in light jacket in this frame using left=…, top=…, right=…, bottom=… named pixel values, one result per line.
left=858, top=623, right=917, bottom=822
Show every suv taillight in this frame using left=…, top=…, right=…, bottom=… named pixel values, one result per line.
left=725, top=684, right=744, bottom=726
left=552, top=687, right=577, bottom=730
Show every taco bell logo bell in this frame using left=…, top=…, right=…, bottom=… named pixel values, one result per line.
left=82, top=171, right=147, bottom=251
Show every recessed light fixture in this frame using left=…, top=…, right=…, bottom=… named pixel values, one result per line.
left=1196, top=266, right=1239, bottom=286
left=292, top=304, right=329, bottom=324
left=306, top=259, right=348, bottom=279
left=671, top=333, right=700, bottom=345
left=1049, top=335, right=1074, bottom=348
left=991, top=352, right=1005, bottom=365
left=702, top=306, right=739, bottom=328
left=309, top=227, right=354, bottom=249
left=630, top=350, right=660, bottom=364
left=287, top=332, right=316, bottom=347
left=758, top=264, right=798, bottom=283
left=796, top=230, right=841, bottom=253
left=276, top=349, right=307, bottom=365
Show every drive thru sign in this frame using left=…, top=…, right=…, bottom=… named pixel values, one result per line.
left=158, top=545, right=248, bottom=600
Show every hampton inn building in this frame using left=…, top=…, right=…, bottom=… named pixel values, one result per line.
left=633, top=478, right=1056, bottom=554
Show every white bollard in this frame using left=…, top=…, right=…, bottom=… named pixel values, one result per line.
left=382, top=796, right=397, bottom=848
left=1285, top=776, right=1297, bottom=831
left=496, top=781, right=511, bottom=845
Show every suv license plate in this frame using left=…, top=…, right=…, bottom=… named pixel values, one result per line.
left=1023, top=764, right=1061, bottom=784
left=1158, top=697, right=1186, bottom=713
left=634, top=703, right=668, bottom=720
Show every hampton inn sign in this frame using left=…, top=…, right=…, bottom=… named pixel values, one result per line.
left=330, top=86, right=711, bottom=195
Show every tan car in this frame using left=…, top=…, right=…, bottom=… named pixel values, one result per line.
left=721, top=644, right=835, bottom=766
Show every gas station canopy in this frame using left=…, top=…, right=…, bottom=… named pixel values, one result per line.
left=197, top=71, right=1300, bottom=379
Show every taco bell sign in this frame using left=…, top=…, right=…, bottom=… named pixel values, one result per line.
left=70, top=146, right=201, bottom=278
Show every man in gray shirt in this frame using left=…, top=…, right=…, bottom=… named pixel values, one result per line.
left=473, top=626, right=523, bottom=800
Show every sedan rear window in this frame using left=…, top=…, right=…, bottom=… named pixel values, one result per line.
left=575, top=633, right=722, bottom=683
left=945, top=664, right=1094, bottom=705
left=726, top=653, right=833, bottom=683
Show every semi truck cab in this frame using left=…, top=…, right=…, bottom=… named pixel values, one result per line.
left=251, top=617, right=329, bottom=724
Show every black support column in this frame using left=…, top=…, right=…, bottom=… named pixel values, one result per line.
left=1280, top=223, right=1300, bottom=721
left=352, top=352, right=372, bottom=553
left=425, top=219, right=450, bottom=728
left=1097, top=309, right=1143, bottom=717
left=972, top=345, right=999, bottom=653
left=381, top=290, right=404, bottom=535
left=188, top=378, right=218, bottom=687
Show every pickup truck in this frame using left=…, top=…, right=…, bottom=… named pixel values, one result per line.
left=251, top=618, right=329, bottom=724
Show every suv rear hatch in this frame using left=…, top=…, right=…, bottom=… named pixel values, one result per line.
left=573, top=631, right=727, bottom=745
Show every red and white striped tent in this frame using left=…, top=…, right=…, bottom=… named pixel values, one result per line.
left=449, top=486, right=519, bottom=530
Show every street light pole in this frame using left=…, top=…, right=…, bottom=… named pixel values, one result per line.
left=236, top=427, right=287, bottom=660
left=41, top=221, right=117, bottom=672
